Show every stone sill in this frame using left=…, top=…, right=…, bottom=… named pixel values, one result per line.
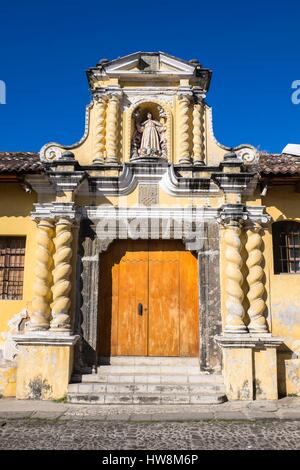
left=12, top=332, right=80, bottom=347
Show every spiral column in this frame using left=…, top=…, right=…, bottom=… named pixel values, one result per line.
left=193, top=102, right=201, bottom=163
left=246, top=223, right=268, bottom=333
left=50, top=218, right=73, bottom=331
left=92, top=97, right=107, bottom=164
left=177, top=93, right=192, bottom=164
left=193, top=101, right=205, bottom=164
left=28, top=219, right=54, bottom=331
left=106, top=93, right=121, bottom=164
left=224, top=221, right=248, bottom=334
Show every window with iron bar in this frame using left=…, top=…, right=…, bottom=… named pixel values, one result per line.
left=272, top=221, right=300, bottom=274
left=0, top=236, right=26, bottom=299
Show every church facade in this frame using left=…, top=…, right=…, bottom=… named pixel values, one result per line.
left=0, top=52, right=299, bottom=403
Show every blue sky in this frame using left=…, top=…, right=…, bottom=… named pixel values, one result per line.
left=0, top=0, right=299, bottom=153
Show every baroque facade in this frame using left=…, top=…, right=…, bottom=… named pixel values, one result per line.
left=0, top=52, right=299, bottom=403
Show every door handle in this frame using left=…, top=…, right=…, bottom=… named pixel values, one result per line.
left=138, top=303, right=143, bottom=316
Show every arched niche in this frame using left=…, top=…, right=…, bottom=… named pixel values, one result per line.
left=125, top=100, right=173, bottom=163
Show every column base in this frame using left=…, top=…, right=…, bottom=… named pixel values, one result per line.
left=224, top=326, right=249, bottom=334
left=215, top=334, right=283, bottom=400
left=106, top=156, right=119, bottom=164
left=178, top=156, right=192, bottom=165
left=248, top=327, right=269, bottom=334
left=13, top=332, right=79, bottom=400
left=92, top=158, right=104, bottom=165
left=27, top=324, right=49, bottom=332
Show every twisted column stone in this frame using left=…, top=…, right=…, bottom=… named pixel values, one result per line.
left=50, top=218, right=73, bottom=331
left=106, top=93, right=120, bottom=164
left=246, top=223, right=268, bottom=333
left=92, top=97, right=106, bottom=164
left=29, top=219, right=54, bottom=331
left=193, top=101, right=205, bottom=164
left=177, top=94, right=192, bottom=164
left=193, top=102, right=201, bottom=163
left=224, top=222, right=248, bottom=334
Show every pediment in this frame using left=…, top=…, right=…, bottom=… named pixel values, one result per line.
left=102, top=52, right=196, bottom=77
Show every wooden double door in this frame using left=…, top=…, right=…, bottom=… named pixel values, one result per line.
left=98, top=240, right=199, bottom=357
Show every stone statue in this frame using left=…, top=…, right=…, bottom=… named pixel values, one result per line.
left=139, top=113, right=162, bottom=154
left=131, top=109, right=167, bottom=159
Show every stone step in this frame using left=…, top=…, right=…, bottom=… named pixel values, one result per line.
left=69, top=357, right=226, bottom=405
left=67, top=392, right=227, bottom=405
left=93, top=365, right=206, bottom=375
left=98, top=356, right=200, bottom=366
left=68, top=382, right=225, bottom=394
left=79, top=372, right=224, bottom=384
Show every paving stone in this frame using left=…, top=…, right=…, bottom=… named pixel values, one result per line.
left=213, top=411, right=248, bottom=420
left=0, top=411, right=34, bottom=419
left=278, top=410, right=300, bottom=420
left=245, top=411, right=278, bottom=420
left=31, top=411, right=65, bottom=420
left=150, top=412, right=214, bottom=421
left=106, top=414, right=131, bottom=421
left=130, top=413, right=154, bottom=421
left=1, top=420, right=300, bottom=449
left=247, top=401, right=279, bottom=412
left=79, top=414, right=108, bottom=421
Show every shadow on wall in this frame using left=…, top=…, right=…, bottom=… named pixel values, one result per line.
left=277, top=346, right=300, bottom=397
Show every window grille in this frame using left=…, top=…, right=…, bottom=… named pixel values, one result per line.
left=0, top=237, right=26, bottom=299
left=272, top=222, right=300, bottom=274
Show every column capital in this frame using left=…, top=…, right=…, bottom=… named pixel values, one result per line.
left=217, top=204, right=248, bottom=226
left=31, top=202, right=81, bottom=223
left=106, top=86, right=123, bottom=100
left=177, top=86, right=193, bottom=99
left=246, top=206, right=271, bottom=225
left=244, top=220, right=263, bottom=232
left=93, top=93, right=108, bottom=104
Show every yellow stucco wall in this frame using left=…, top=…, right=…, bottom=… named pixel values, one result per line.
left=262, top=187, right=300, bottom=350
left=1, top=179, right=299, bottom=399
left=46, top=75, right=229, bottom=167
left=16, top=344, right=74, bottom=400
left=0, top=184, right=37, bottom=338
left=262, top=187, right=300, bottom=396
left=219, top=188, right=300, bottom=354
left=0, top=183, right=37, bottom=396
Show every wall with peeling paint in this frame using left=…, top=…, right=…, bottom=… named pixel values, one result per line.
left=0, top=184, right=37, bottom=396
left=256, top=186, right=300, bottom=396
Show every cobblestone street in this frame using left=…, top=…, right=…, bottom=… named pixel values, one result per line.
left=1, top=398, right=300, bottom=450
left=0, top=419, right=300, bottom=450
